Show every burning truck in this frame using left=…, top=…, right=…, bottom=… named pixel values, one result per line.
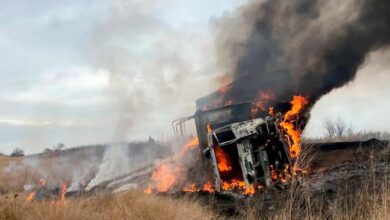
left=172, top=80, right=309, bottom=195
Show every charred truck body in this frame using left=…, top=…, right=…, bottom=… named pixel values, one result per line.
left=173, top=72, right=306, bottom=193
left=195, top=101, right=294, bottom=192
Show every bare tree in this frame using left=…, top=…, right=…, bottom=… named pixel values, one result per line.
left=323, top=118, right=336, bottom=139
left=323, top=117, right=352, bottom=140
left=53, top=143, right=65, bottom=152
left=335, top=117, right=347, bottom=138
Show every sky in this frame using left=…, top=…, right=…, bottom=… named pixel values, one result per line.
left=0, top=0, right=389, bottom=154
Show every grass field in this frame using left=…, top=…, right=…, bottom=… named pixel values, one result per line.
left=0, top=145, right=389, bottom=220
left=0, top=190, right=218, bottom=220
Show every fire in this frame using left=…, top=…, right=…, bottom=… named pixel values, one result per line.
left=144, top=187, right=153, bottom=195
left=26, top=181, right=68, bottom=204
left=222, top=179, right=255, bottom=195
left=180, top=137, right=199, bottom=155
left=26, top=179, right=45, bottom=202
left=151, top=164, right=182, bottom=192
left=210, top=125, right=255, bottom=195
left=293, top=165, right=309, bottom=174
left=183, top=184, right=199, bottom=193
left=203, top=182, right=214, bottom=193
left=146, top=136, right=201, bottom=194
left=59, top=183, right=67, bottom=204
left=214, top=147, right=232, bottom=172
left=270, top=165, right=278, bottom=181
left=221, top=180, right=242, bottom=190
left=182, top=181, right=215, bottom=193
left=26, top=191, right=36, bottom=201
left=218, top=76, right=231, bottom=95
left=280, top=95, right=308, bottom=158
left=259, top=90, right=275, bottom=101
left=251, top=101, right=266, bottom=118
left=251, top=90, right=276, bottom=118
left=244, top=185, right=256, bottom=195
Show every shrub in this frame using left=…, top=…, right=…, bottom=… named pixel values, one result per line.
left=10, top=148, right=24, bottom=157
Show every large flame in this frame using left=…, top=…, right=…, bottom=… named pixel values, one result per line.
left=151, top=164, right=182, bottom=192
left=147, top=137, right=199, bottom=193
left=214, top=147, right=232, bottom=172
left=280, top=95, right=308, bottom=158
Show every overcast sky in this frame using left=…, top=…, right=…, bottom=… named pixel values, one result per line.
left=0, top=0, right=389, bottom=154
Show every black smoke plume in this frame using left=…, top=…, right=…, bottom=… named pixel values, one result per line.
left=216, top=0, right=390, bottom=110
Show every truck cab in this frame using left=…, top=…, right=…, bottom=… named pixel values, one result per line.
left=194, top=101, right=292, bottom=192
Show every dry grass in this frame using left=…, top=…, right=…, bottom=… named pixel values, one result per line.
left=0, top=145, right=389, bottom=219
left=0, top=156, right=217, bottom=220
left=0, top=153, right=100, bottom=193
left=0, top=156, right=26, bottom=193
left=0, top=190, right=218, bottom=220
left=242, top=146, right=390, bottom=220
left=247, top=178, right=390, bottom=220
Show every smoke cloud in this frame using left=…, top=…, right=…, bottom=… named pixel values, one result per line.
left=86, top=0, right=218, bottom=142
left=216, top=0, right=390, bottom=110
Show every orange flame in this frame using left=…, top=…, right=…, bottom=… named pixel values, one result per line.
left=151, top=164, right=182, bottom=192
left=183, top=184, right=199, bottom=193
left=26, top=191, right=36, bottom=201
left=221, top=179, right=243, bottom=191
left=214, top=147, right=232, bottom=172
left=180, top=138, right=199, bottom=155
left=203, top=182, right=214, bottom=193
left=218, top=76, right=231, bottom=95
left=293, top=165, right=309, bottom=174
left=280, top=95, right=309, bottom=158
left=259, top=90, right=275, bottom=101
left=270, top=166, right=278, bottom=181
left=244, top=185, right=256, bottom=195
left=222, top=179, right=255, bottom=195
left=251, top=101, right=266, bottom=118
left=144, top=187, right=153, bottom=195
left=147, top=136, right=201, bottom=194
left=59, top=183, right=67, bottom=204
left=182, top=181, right=215, bottom=193
left=251, top=90, right=276, bottom=118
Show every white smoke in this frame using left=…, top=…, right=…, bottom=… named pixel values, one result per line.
left=86, top=144, right=131, bottom=190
